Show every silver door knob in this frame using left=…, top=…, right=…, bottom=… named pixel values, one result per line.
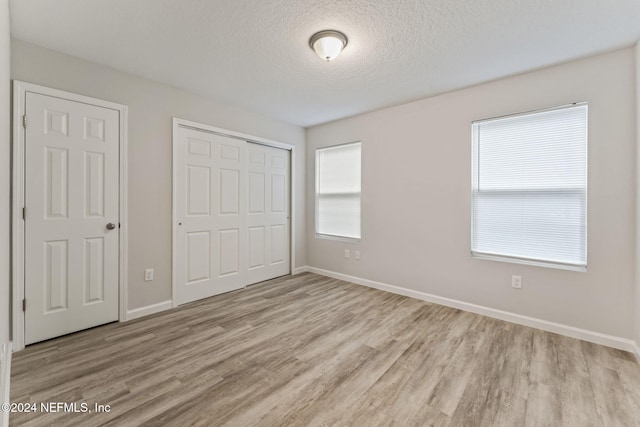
left=106, top=223, right=116, bottom=230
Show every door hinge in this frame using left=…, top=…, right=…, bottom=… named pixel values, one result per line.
left=22, top=207, right=26, bottom=220
left=22, top=299, right=26, bottom=312
left=22, top=114, right=27, bottom=129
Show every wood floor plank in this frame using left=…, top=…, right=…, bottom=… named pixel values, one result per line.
left=486, top=388, right=527, bottom=427
left=524, top=381, right=563, bottom=427
left=587, top=361, right=637, bottom=426
left=448, top=326, right=511, bottom=425
left=425, top=317, right=496, bottom=416
left=615, top=357, right=640, bottom=424
left=495, top=325, right=533, bottom=400
left=554, top=335, right=601, bottom=426
left=304, top=339, right=414, bottom=426
left=8, top=273, right=640, bottom=426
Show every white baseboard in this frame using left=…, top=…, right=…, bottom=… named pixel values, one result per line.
left=634, top=342, right=640, bottom=363
left=126, top=300, right=173, bottom=321
left=292, top=266, right=309, bottom=275
left=1, top=342, right=12, bottom=427
left=307, top=267, right=637, bottom=353
left=125, top=267, right=308, bottom=321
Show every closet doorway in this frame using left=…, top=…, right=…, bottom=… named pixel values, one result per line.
left=172, top=119, right=292, bottom=305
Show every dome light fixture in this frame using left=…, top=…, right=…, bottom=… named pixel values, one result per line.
left=309, top=30, right=348, bottom=61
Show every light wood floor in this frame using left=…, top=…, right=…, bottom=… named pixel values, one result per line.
left=9, top=273, right=640, bottom=426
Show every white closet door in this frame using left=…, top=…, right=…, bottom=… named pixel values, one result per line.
left=175, top=127, right=247, bottom=305
left=174, top=126, right=291, bottom=305
left=246, top=143, right=290, bottom=284
left=25, top=92, right=120, bottom=345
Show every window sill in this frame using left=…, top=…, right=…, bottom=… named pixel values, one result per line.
left=315, top=233, right=361, bottom=243
left=471, top=252, right=587, bottom=272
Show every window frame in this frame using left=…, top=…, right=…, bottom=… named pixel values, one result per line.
left=470, top=103, right=588, bottom=271
left=315, top=141, right=362, bottom=242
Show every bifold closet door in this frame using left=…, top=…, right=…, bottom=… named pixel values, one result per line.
left=175, top=126, right=291, bottom=305
left=175, top=127, right=248, bottom=305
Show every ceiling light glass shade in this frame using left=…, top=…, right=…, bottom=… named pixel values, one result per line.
left=309, top=30, right=348, bottom=61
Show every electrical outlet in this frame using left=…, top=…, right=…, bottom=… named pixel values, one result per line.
left=145, top=268, right=154, bottom=281
left=512, top=275, right=522, bottom=289
left=344, top=249, right=350, bottom=259
left=354, top=251, right=360, bottom=260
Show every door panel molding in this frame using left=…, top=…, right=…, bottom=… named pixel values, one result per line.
left=172, top=118, right=295, bottom=307
left=12, top=81, right=128, bottom=351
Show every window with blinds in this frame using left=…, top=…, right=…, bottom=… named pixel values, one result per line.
left=316, top=142, right=361, bottom=240
left=471, top=103, right=588, bottom=269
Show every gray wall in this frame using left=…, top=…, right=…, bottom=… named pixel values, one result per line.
left=11, top=39, right=306, bottom=312
left=0, top=0, right=9, bottom=345
left=306, top=47, right=636, bottom=339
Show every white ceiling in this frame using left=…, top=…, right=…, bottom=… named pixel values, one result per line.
left=9, top=0, right=640, bottom=127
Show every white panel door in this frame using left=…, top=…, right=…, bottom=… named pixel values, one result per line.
left=246, top=143, right=290, bottom=284
left=25, top=92, right=119, bottom=345
left=175, top=127, right=247, bottom=305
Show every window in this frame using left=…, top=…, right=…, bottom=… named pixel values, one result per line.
left=316, top=142, right=361, bottom=240
left=471, top=103, right=587, bottom=269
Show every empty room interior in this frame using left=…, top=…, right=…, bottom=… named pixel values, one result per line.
left=2, top=0, right=640, bottom=426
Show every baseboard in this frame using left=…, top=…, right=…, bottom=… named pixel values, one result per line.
left=307, top=267, right=637, bottom=353
left=292, top=266, right=309, bottom=275
left=127, top=269, right=313, bottom=321
left=126, top=300, right=173, bottom=321
left=1, top=342, right=12, bottom=427
left=634, top=342, right=640, bottom=363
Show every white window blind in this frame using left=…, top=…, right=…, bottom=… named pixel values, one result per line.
left=471, top=104, right=587, bottom=268
left=316, top=142, right=361, bottom=240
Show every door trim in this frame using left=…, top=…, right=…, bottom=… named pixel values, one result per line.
left=171, top=118, right=296, bottom=307
left=11, top=81, right=129, bottom=351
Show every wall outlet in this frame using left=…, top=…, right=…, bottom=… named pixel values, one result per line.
left=354, top=250, right=360, bottom=260
left=512, top=275, right=522, bottom=289
left=344, top=249, right=350, bottom=259
left=145, top=268, right=154, bottom=281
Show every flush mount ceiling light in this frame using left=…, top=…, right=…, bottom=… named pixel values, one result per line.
left=309, top=30, right=348, bottom=61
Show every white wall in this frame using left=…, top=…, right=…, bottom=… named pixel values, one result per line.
left=11, top=39, right=306, bottom=312
left=0, top=0, right=9, bottom=345
left=635, top=41, right=640, bottom=352
left=1, top=3, right=10, bottom=417
left=307, top=47, right=636, bottom=340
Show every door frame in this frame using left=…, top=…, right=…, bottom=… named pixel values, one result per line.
left=11, top=81, right=129, bottom=351
left=171, top=118, right=296, bottom=307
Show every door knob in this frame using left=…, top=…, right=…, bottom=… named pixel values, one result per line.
left=106, top=223, right=116, bottom=230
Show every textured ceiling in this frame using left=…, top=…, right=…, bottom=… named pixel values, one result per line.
left=9, top=0, right=640, bottom=127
